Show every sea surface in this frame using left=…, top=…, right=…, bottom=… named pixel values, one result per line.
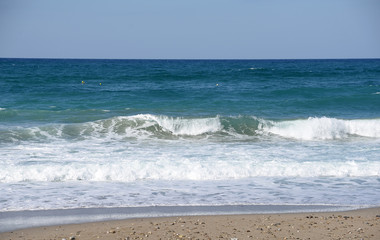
left=0, top=58, right=379, bottom=212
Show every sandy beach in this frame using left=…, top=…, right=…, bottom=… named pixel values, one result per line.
left=1, top=207, right=379, bottom=240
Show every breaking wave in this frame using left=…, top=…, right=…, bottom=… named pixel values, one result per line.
left=264, top=117, right=380, bottom=140
left=1, top=114, right=379, bottom=143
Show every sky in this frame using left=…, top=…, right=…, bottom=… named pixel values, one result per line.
left=0, top=0, right=379, bottom=59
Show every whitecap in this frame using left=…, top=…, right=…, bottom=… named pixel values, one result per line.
left=262, top=117, right=380, bottom=140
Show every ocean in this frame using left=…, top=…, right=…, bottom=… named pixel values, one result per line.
left=0, top=58, right=379, bottom=212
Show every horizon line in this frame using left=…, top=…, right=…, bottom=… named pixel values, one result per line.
left=1, top=57, right=380, bottom=61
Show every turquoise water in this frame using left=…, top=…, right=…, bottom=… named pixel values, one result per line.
left=0, top=58, right=379, bottom=211
left=1, top=59, right=379, bottom=122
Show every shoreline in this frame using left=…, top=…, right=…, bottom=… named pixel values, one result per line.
left=0, top=204, right=365, bottom=233
left=1, top=207, right=379, bottom=239
left=1, top=206, right=379, bottom=239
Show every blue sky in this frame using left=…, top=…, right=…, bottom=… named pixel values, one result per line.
left=0, top=0, right=379, bottom=59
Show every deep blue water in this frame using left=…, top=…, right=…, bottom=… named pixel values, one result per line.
left=1, top=59, right=379, bottom=123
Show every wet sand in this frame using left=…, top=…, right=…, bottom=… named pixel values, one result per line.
left=1, top=207, right=379, bottom=240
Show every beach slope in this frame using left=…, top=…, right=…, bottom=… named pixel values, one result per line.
left=1, top=207, right=379, bottom=240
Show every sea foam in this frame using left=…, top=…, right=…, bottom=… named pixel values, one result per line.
left=263, top=117, right=380, bottom=140
left=1, top=154, right=379, bottom=183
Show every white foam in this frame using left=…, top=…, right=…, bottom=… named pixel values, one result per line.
left=1, top=157, right=379, bottom=183
left=1, top=120, right=379, bottom=211
left=1, top=138, right=379, bottom=183
left=263, top=117, right=380, bottom=140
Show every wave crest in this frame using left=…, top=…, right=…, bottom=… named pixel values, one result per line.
left=264, top=117, right=380, bottom=140
left=128, top=114, right=222, bottom=136
left=1, top=115, right=379, bottom=143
